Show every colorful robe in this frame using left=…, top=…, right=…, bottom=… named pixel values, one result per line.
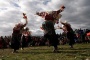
left=36, top=10, right=62, bottom=24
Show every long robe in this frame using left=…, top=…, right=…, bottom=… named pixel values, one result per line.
left=11, top=24, right=24, bottom=50
left=42, top=20, right=58, bottom=46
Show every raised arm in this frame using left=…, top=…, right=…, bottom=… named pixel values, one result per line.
left=57, top=5, right=65, bottom=14
left=23, top=13, right=28, bottom=27
left=51, top=5, right=65, bottom=24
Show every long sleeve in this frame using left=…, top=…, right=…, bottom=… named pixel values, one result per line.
left=23, top=18, right=28, bottom=27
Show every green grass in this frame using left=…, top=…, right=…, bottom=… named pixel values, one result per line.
left=0, top=43, right=90, bottom=60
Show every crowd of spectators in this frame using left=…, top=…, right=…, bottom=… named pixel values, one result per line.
left=0, top=28, right=90, bottom=49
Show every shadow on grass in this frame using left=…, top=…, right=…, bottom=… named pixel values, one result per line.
left=30, top=48, right=52, bottom=50
left=19, top=51, right=61, bottom=54
left=59, top=47, right=90, bottom=50
left=59, top=47, right=90, bottom=57
left=18, top=50, right=90, bottom=57
left=18, top=47, right=90, bottom=57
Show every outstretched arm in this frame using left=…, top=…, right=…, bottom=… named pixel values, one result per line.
left=36, top=12, right=48, bottom=18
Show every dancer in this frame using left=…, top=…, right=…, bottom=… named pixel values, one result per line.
left=11, top=13, right=28, bottom=53
left=21, top=27, right=32, bottom=50
left=36, top=5, right=65, bottom=52
left=36, top=5, right=65, bottom=24
left=59, top=20, right=75, bottom=48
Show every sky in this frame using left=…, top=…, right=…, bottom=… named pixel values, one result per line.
left=0, top=0, right=90, bottom=36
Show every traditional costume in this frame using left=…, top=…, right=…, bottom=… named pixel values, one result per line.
left=36, top=5, right=65, bottom=52
left=60, top=21, right=75, bottom=48
left=11, top=13, right=28, bottom=53
left=21, top=27, right=32, bottom=49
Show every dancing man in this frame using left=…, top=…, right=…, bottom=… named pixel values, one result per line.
left=11, top=13, right=28, bottom=53
left=21, top=27, right=32, bottom=50
left=36, top=5, right=65, bottom=52
left=58, top=20, right=75, bottom=48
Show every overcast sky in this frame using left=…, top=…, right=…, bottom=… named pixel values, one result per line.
left=0, top=0, right=90, bottom=36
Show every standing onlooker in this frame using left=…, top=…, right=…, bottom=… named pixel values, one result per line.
left=0, top=36, right=3, bottom=49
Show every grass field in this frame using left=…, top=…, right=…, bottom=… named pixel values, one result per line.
left=0, top=43, right=90, bottom=60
